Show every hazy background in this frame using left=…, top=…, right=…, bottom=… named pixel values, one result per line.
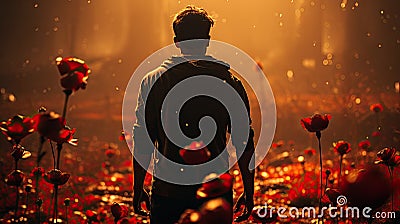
left=0, top=0, right=399, bottom=157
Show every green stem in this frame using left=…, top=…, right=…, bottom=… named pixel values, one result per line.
left=56, top=144, right=62, bottom=170
left=24, top=191, right=29, bottom=217
left=14, top=186, right=19, bottom=223
left=62, top=90, right=72, bottom=120
left=38, top=203, right=41, bottom=224
left=50, top=141, right=56, bottom=170
left=36, top=136, right=45, bottom=209
left=338, top=155, right=343, bottom=188
left=316, top=131, right=323, bottom=223
left=14, top=159, right=18, bottom=170
left=388, top=166, right=394, bottom=212
left=37, top=136, right=45, bottom=167
left=65, top=206, right=69, bottom=224
left=53, top=185, right=59, bottom=223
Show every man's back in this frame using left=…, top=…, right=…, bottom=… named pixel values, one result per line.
left=143, top=58, right=248, bottom=198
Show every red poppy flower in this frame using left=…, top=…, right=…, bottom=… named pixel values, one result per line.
left=85, top=210, right=99, bottom=222
left=56, top=57, right=90, bottom=92
left=271, top=140, right=284, bottom=149
left=5, top=170, right=25, bottom=186
left=178, top=209, right=202, bottom=224
left=44, top=169, right=70, bottom=185
left=358, top=140, right=371, bottom=151
left=56, top=56, right=90, bottom=76
left=33, top=111, right=77, bottom=146
left=333, top=140, right=351, bottom=156
left=300, top=114, right=331, bottom=132
left=0, top=114, right=34, bottom=143
left=11, top=144, right=31, bottom=160
left=179, top=141, right=211, bottom=165
left=200, top=198, right=232, bottom=224
left=341, top=167, right=391, bottom=209
left=31, top=167, right=45, bottom=177
left=60, top=71, right=88, bottom=91
left=372, top=131, right=381, bottom=137
left=105, top=149, right=117, bottom=158
left=197, top=173, right=233, bottom=199
left=51, top=126, right=77, bottom=146
left=370, top=103, right=383, bottom=113
left=33, top=111, right=65, bottom=138
left=111, top=202, right=129, bottom=221
left=304, top=147, right=316, bottom=156
left=324, top=188, right=341, bottom=205
left=375, top=147, right=400, bottom=167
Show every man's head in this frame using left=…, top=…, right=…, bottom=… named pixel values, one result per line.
left=173, top=6, right=214, bottom=55
left=173, top=6, right=214, bottom=42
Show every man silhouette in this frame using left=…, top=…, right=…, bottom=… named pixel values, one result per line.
left=132, top=6, right=255, bottom=223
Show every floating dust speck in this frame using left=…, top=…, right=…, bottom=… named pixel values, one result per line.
left=8, top=94, right=16, bottom=102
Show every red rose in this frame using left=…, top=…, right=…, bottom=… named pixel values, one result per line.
left=333, top=140, right=351, bottom=156
left=5, top=170, right=25, bottom=186
left=56, top=57, right=90, bottom=92
left=179, top=141, right=211, bottom=165
left=0, top=114, right=34, bottom=143
left=44, top=169, right=70, bottom=185
left=300, top=114, right=331, bottom=132
left=370, top=103, right=383, bottom=113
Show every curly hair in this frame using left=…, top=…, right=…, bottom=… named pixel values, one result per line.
left=173, top=6, right=214, bottom=41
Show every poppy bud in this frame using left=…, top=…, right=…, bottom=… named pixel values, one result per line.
left=64, top=198, right=70, bottom=206
left=25, top=184, right=32, bottom=193
left=111, top=202, right=122, bottom=220
left=44, top=169, right=70, bottom=186
left=5, top=170, right=25, bottom=186
left=325, top=169, right=331, bottom=176
left=36, top=198, right=43, bottom=207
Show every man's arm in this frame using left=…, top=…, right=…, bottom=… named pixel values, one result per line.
left=132, top=77, right=155, bottom=216
left=234, top=129, right=255, bottom=222
left=231, top=79, right=255, bottom=221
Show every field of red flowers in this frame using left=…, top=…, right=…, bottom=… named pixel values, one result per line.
left=0, top=57, right=399, bottom=223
